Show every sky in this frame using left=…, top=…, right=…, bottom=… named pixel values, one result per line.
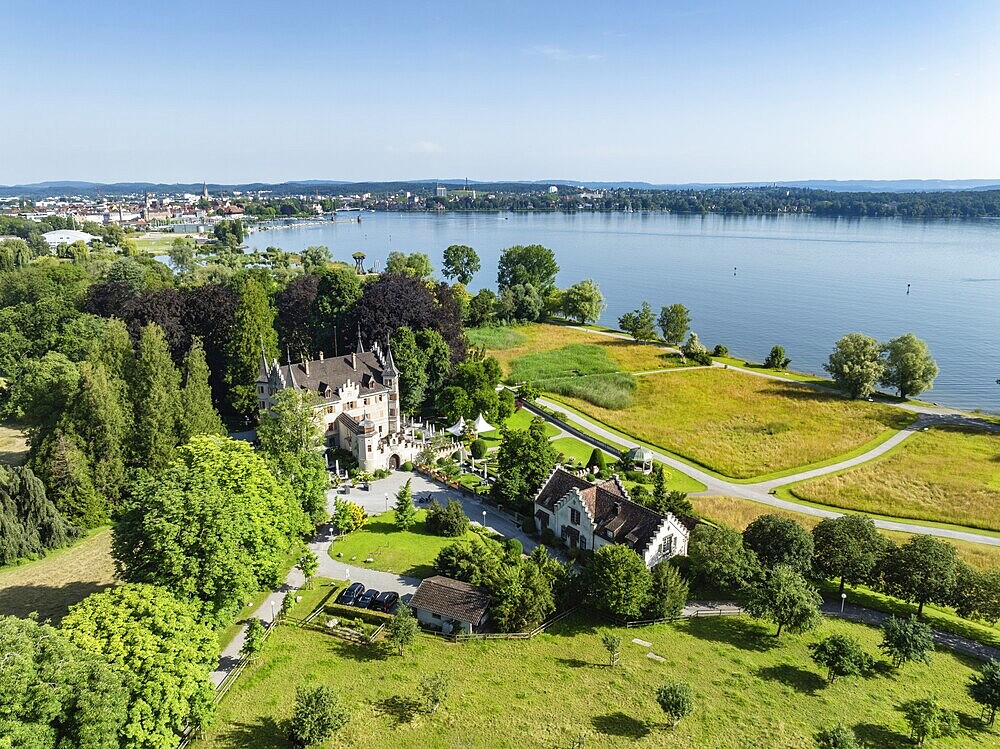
left=2, top=0, right=999, bottom=184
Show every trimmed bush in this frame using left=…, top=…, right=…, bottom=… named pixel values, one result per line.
left=540, top=527, right=556, bottom=545
left=470, top=439, right=488, bottom=459
left=401, top=461, right=414, bottom=472
left=712, top=344, right=728, bottom=357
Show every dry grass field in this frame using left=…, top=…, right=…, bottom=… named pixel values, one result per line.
left=0, top=423, right=28, bottom=466
left=0, top=529, right=117, bottom=623
left=556, top=368, right=912, bottom=479
left=789, top=425, right=1000, bottom=532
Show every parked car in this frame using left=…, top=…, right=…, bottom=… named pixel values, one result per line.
left=356, top=588, right=379, bottom=608
left=337, top=582, right=365, bottom=606
left=370, top=590, right=399, bottom=612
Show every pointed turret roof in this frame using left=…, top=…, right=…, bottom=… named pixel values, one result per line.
left=258, top=338, right=269, bottom=379
left=355, top=323, right=366, bottom=354
left=383, top=336, right=398, bottom=379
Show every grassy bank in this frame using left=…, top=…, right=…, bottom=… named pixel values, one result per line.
left=194, top=611, right=991, bottom=749
left=788, top=425, right=1000, bottom=533
left=554, top=368, right=912, bottom=479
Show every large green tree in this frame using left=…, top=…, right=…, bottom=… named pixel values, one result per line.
left=386, top=251, right=434, bottom=280
left=391, top=326, right=428, bottom=415
left=879, top=535, right=959, bottom=616
left=491, top=417, right=556, bottom=513
left=71, top=361, right=129, bottom=508
left=130, top=323, right=182, bottom=472
left=824, top=332, right=885, bottom=399
left=442, top=244, right=480, bottom=285
left=113, top=435, right=308, bottom=625
left=745, top=565, right=822, bottom=637
left=178, top=338, right=226, bottom=442
left=879, top=615, right=934, bottom=669
left=880, top=333, right=939, bottom=399
left=0, top=465, right=77, bottom=565
left=657, top=303, right=690, bottom=346
left=310, top=266, right=361, bottom=354
left=586, top=544, right=653, bottom=620
left=226, top=278, right=278, bottom=416
left=687, top=523, right=760, bottom=591
left=742, top=514, right=814, bottom=575
left=62, top=584, right=217, bottom=749
left=561, top=279, right=605, bottom=324
left=497, top=244, right=559, bottom=295
left=0, top=615, right=127, bottom=749
left=811, top=515, right=882, bottom=594
left=618, top=302, right=658, bottom=342
left=969, top=660, right=1000, bottom=726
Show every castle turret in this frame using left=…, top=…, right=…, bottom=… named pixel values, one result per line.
left=383, top=337, right=401, bottom=433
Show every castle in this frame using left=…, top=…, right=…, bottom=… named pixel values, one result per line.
left=256, top=335, right=422, bottom=472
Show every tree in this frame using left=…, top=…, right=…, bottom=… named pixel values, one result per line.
left=491, top=418, right=556, bottom=513
left=0, top=464, right=77, bottom=565
left=391, top=326, right=429, bottom=415
left=811, top=515, right=882, bottom=595
left=561, top=279, right=606, bottom=324
left=114, top=436, right=308, bottom=625
left=824, top=333, right=885, bottom=399
left=602, top=632, right=622, bottom=666
left=680, top=332, right=710, bottom=363
left=879, top=535, right=959, bottom=616
left=763, top=345, right=791, bottom=370
left=586, top=544, right=653, bottom=620
left=62, top=583, right=217, bottom=749
left=240, top=618, right=267, bottom=662
left=587, top=447, right=606, bottom=472
left=968, top=660, right=1000, bottom=726
left=497, top=244, right=559, bottom=295
left=657, top=303, right=691, bottom=346
left=178, top=338, right=226, bottom=442
left=743, top=514, right=814, bottom=575
left=497, top=282, right=544, bottom=322
left=30, top=426, right=104, bottom=526
left=300, top=244, right=332, bottom=272
left=287, top=684, right=350, bottom=748
left=420, top=671, right=451, bottom=713
left=879, top=615, right=934, bottom=668
left=467, top=288, right=497, bottom=327
left=310, top=265, right=361, bottom=354
left=442, top=244, right=480, bottom=285
left=331, top=499, right=367, bottom=534
left=645, top=561, right=689, bottom=620
left=900, top=698, right=958, bottom=747
left=275, top=273, right=319, bottom=357
left=656, top=681, right=694, bottom=727
left=470, top=438, right=488, bottom=459
left=130, top=322, right=182, bottom=471
left=418, top=328, right=452, bottom=395
left=425, top=499, right=469, bottom=537
left=387, top=604, right=419, bottom=656
left=660, top=490, right=693, bottom=518
left=226, top=278, right=278, bottom=415
left=394, top=479, right=417, bottom=530
left=808, top=634, right=873, bottom=682
left=0, top=614, right=127, bottom=749
left=618, top=301, right=657, bottom=342
left=490, top=556, right=557, bottom=632
left=745, top=565, right=822, bottom=637
left=881, top=333, right=939, bottom=399
left=67, top=360, right=129, bottom=508
left=687, top=523, right=760, bottom=590
left=297, top=550, right=319, bottom=588
left=815, top=724, right=860, bottom=749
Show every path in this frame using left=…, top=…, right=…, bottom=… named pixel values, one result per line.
left=529, top=398, right=1000, bottom=547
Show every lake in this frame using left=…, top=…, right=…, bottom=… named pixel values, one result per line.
left=244, top=212, right=1000, bottom=413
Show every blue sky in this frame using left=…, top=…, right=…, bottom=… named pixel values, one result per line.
left=2, top=1, right=998, bottom=184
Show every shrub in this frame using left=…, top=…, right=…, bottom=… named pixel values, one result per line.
left=436, top=457, right=449, bottom=467
left=426, top=499, right=469, bottom=537
left=808, top=634, right=873, bottom=682
left=451, top=450, right=462, bottom=462
left=287, top=684, right=349, bottom=748
left=522, top=515, right=537, bottom=535
left=470, top=439, right=488, bottom=459
left=712, top=344, right=728, bottom=357
left=815, top=724, right=859, bottom=749
left=688, top=350, right=712, bottom=366
left=586, top=448, right=606, bottom=471
left=901, top=698, right=958, bottom=746
left=645, top=562, right=688, bottom=620
left=540, top=527, right=556, bottom=545
left=764, top=344, right=791, bottom=370
left=656, top=681, right=694, bottom=727
left=401, top=461, right=414, bottom=472
left=372, top=468, right=391, bottom=480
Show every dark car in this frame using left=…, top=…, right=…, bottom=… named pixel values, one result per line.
left=370, top=590, right=399, bottom=613
left=337, top=582, right=365, bottom=606
left=356, top=588, right=379, bottom=608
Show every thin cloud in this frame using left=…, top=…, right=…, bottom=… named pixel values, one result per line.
left=385, top=141, right=444, bottom=155
left=530, top=45, right=604, bottom=62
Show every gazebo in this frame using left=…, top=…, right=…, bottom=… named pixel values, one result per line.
left=472, top=413, right=495, bottom=435
left=624, top=446, right=654, bottom=474
left=445, top=416, right=466, bottom=438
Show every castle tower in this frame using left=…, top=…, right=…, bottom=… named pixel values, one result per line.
left=382, top=337, right=401, bottom=433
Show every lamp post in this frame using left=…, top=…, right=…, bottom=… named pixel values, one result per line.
left=385, top=493, right=389, bottom=512
left=270, top=600, right=275, bottom=626
left=482, top=510, right=487, bottom=528
left=840, top=592, right=847, bottom=614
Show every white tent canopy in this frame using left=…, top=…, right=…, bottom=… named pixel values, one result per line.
left=473, top=413, right=495, bottom=434
left=446, top=416, right=466, bottom=437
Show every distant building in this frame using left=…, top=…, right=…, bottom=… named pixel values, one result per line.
left=41, top=229, right=99, bottom=247
left=435, top=185, right=448, bottom=198
left=533, top=467, right=691, bottom=565
left=548, top=185, right=558, bottom=193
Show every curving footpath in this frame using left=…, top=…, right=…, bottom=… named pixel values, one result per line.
left=530, top=397, right=1000, bottom=547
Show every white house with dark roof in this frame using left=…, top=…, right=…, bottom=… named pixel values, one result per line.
left=256, top=335, right=422, bottom=472
left=533, top=467, right=691, bottom=566
left=409, top=575, right=491, bottom=634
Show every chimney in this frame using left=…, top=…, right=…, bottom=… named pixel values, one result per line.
left=351, top=352, right=357, bottom=370
left=319, top=350, right=324, bottom=361
left=304, top=357, right=310, bottom=376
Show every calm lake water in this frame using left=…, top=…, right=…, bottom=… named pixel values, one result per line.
left=244, top=212, right=1000, bottom=413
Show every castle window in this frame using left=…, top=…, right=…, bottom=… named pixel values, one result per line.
left=580, top=536, right=587, bottom=550
left=367, top=445, right=372, bottom=453
left=660, top=536, right=674, bottom=556
left=364, top=398, right=369, bottom=406
left=570, top=508, right=581, bottom=525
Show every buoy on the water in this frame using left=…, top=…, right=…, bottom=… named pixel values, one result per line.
left=907, top=283, right=911, bottom=295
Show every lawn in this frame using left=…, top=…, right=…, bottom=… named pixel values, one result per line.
left=0, top=422, right=28, bottom=466
left=486, top=323, right=686, bottom=376
left=478, top=407, right=559, bottom=448
left=329, top=510, right=472, bottom=578
left=131, top=232, right=196, bottom=254
left=0, top=528, right=116, bottom=623
left=466, top=326, right=529, bottom=350
left=788, top=425, right=1000, bottom=533
left=554, top=368, right=913, bottom=479
left=194, top=611, right=993, bottom=749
